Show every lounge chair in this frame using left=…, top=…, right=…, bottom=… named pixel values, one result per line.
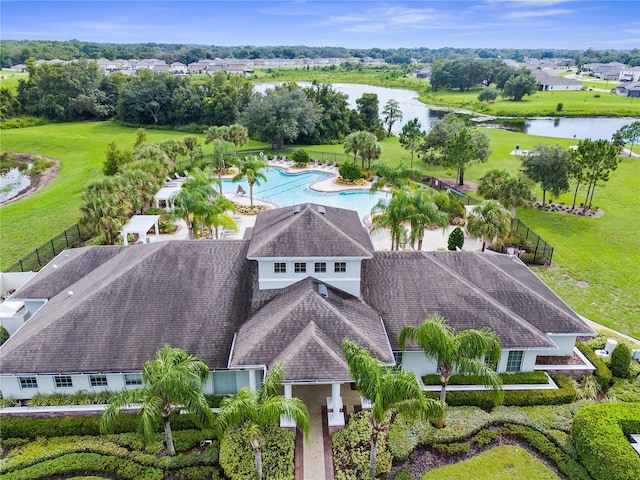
left=174, top=172, right=182, bottom=179
left=314, top=159, right=319, bottom=167
left=331, top=161, right=337, bottom=168
left=272, top=155, right=279, bottom=163
left=322, top=160, right=329, bottom=168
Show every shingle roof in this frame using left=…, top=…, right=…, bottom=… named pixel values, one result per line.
left=230, top=277, right=393, bottom=381
left=361, top=251, right=593, bottom=350
left=1, top=241, right=254, bottom=374
left=247, top=203, right=373, bottom=259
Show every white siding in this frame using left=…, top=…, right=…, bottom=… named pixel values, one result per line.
left=547, top=335, right=577, bottom=356
left=400, top=351, right=438, bottom=377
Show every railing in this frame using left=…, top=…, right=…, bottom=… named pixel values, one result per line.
left=421, top=175, right=554, bottom=265
left=4, top=225, right=84, bottom=273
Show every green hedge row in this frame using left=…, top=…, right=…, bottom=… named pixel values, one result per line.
left=573, top=403, right=640, bottom=480
left=0, top=452, right=164, bottom=480
left=422, top=371, right=549, bottom=386
left=424, top=374, right=578, bottom=410
left=576, top=342, right=613, bottom=390
left=501, top=423, right=592, bottom=480
left=19, top=391, right=228, bottom=408
left=0, top=412, right=200, bottom=439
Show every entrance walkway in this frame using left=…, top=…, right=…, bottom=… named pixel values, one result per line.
left=292, top=384, right=363, bottom=480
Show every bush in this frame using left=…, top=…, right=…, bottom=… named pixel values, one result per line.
left=27, top=390, right=114, bottom=407
left=573, top=403, right=640, bottom=480
left=556, top=102, right=564, bottom=112
left=447, top=227, right=464, bottom=251
left=425, top=374, right=577, bottom=409
left=0, top=116, right=48, bottom=129
left=471, top=428, right=500, bottom=447
left=219, top=424, right=294, bottom=480
left=28, top=160, right=56, bottom=176
left=291, top=148, right=309, bottom=167
left=422, top=371, right=549, bottom=386
left=393, top=467, right=412, bottom=480
left=576, top=342, right=613, bottom=389
left=332, top=410, right=392, bottom=480
left=338, top=161, right=363, bottom=181
left=606, top=378, right=640, bottom=402
left=501, top=424, right=591, bottom=480
left=431, top=441, right=470, bottom=455
left=0, top=325, right=9, bottom=345
left=478, top=87, right=499, bottom=102
left=518, top=251, right=547, bottom=265
left=144, top=207, right=177, bottom=234
left=610, top=343, right=632, bottom=378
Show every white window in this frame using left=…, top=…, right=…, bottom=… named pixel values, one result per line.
left=124, top=373, right=142, bottom=386
left=314, top=262, right=326, bottom=273
left=294, top=262, right=306, bottom=273
left=54, top=375, right=73, bottom=388
left=506, top=351, right=524, bottom=372
left=90, top=375, right=108, bottom=387
left=274, top=262, right=286, bottom=273
left=19, top=377, right=38, bottom=389
left=334, top=262, right=346, bottom=273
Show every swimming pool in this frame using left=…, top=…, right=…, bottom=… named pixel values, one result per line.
left=222, top=167, right=387, bottom=221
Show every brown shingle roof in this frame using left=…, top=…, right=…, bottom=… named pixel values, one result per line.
left=247, top=203, right=373, bottom=258
left=1, top=241, right=254, bottom=374
left=230, top=277, right=393, bottom=381
left=361, top=251, right=594, bottom=350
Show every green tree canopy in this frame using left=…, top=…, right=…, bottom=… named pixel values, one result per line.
left=466, top=199, right=510, bottom=252
left=501, top=67, right=538, bottom=101
left=398, top=118, right=425, bottom=169
left=382, top=99, right=403, bottom=136
left=612, top=120, right=640, bottom=157
left=522, top=144, right=570, bottom=206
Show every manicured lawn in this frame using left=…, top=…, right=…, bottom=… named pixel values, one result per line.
left=0, top=71, right=28, bottom=91
left=0, top=122, right=267, bottom=269
left=421, top=445, right=561, bottom=480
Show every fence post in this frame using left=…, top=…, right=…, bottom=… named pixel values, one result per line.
left=64, top=230, right=69, bottom=248
left=51, top=239, right=57, bottom=256
left=35, top=248, right=42, bottom=268
left=19, top=259, right=24, bottom=273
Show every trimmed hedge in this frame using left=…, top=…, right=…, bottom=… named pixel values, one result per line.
left=576, top=342, right=613, bottom=390
left=425, top=374, right=578, bottom=410
left=0, top=412, right=201, bottom=439
left=422, top=371, right=549, bottom=386
left=573, top=402, right=640, bottom=480
left=501, top=423, right=591, bottom=480
left=0, top=452, right=164, bottom=480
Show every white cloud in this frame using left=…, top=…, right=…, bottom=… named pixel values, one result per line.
left=502, top=8, right=573, bottom=19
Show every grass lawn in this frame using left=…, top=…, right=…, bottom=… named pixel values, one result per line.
left=0, top=121, right=267, bottom=269
left=0, top=71, right=28, bottom=91
left=421, top=445, right=561, bottom=480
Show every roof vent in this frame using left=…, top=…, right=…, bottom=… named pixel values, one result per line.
left=292, top=205, right=301, bottom=215
left=317, top=205, right=326, bottom=215
left=318, top=283, right=328, bottom=298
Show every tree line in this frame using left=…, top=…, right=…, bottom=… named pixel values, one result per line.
left=2, top=39, right=638, bottom=68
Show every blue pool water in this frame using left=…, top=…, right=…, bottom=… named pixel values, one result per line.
left=222, top=167, right=387, bottom=221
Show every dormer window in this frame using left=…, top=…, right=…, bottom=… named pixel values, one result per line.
left=274, top=262, right=287, bottom=273
left=295, top=262, right=306, bottom=273
left=334, top=262, right=346, bottom=273
left=314, top=262, right=327, bottom=273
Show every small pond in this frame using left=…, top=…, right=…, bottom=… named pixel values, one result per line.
left=0, top=167, right=31, bottom=204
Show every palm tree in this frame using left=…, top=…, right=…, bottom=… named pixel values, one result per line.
left=232, top=157, right=267, bottom=208
left=79, top=179, right=131, bottom=245
left=182, top=136, right=202, bottom=163
left=343, top=339, right=444, bottom=479
left=174, top=167, right=220, bottom=238
left=370, top=163, right=419, bottom=193
left=227, top=123, right=249, bottom=154
left=215, top=364, right=309, bottom=480
left=344, top=130, right=369, bottom=164
left=477, top=170, right=536, bottom=233
left=407, top=189, right=449, bottom=251
left=159, top=139, right=187, bottom=169
left=398, top=314, right=502, bottom=428
left=371, top=191, right=412, bottom=251
left=205, top=195, right=237, bottom=239
left=359, top=133, right=382, bottom=170
left=118, top=169, right=159, bottom=215
left=210, top=139, right=235, bottom=195
left=100, top=345, right=214, bottom=456
left=465, top=200, right=510, bottom=252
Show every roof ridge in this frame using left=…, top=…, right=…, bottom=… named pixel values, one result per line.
left=309, top=206, right=373, bottom=257
left=419, top=252, right=552, bottom=345
left=474, top=254, right=591, bottom=332
left=248, top=205, right=302, bottom=254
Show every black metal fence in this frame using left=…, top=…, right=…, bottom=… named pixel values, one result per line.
left=5, top=225, right=83, bottom=273
left=421, top=175, right=554, bottom=265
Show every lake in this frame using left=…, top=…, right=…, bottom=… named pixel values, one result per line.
left=255, top=82, right=636, bottom=140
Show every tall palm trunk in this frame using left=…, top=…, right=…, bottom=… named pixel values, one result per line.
left=369, top=438, right=377, bottom=479
left=571, top=179, right=581, bottom=209
left=163, top=416, right=176, bottom=456
left=251, top=437, right=263, bottom=480
left=249, top=182, right=255, bottom=208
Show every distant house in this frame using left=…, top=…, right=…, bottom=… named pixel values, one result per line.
left=530, top=69, right=582, bottom=91
left=619, top=67, right=640, bottom=83
left=582, top=62, right=625, bottom=80
left=171, top=62, right=188, bottom=75
left=416, top=67, right=432, bottom=79
left=615, top=82, right=640, bottom=97
left=0, top=203, right=595, bottom=422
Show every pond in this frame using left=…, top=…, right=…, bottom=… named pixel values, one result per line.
left=0, top=167, right=31, bottom=204
left=255, top=82, right=636, bottom=140
left=222, top=167, right=387, bottom=221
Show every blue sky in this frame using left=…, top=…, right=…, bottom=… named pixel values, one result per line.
left=2, top=1, right=638, bottom=50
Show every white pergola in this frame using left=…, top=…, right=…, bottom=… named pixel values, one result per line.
left=120, top=215, right=161, bottom=245
left=153, top=185, right=182, bottom=211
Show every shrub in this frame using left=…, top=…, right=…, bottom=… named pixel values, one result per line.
left=332, top=410, right=392, bottom=480
left=447, top=227, right=464, bottom=251
left=556, top=102, right=564, bottom=112
left=501, top=424, right=591, bottom=480
left=144, top=207, right=177, bottom=234
left=219, top=424, right=294, bottom=480
left=0, top=116, right=48, bottom=129
left=478, top=87, right=499, bottom=102
left=573, top=403, right=640, bottom=480
left=431, top=441, right=470, bottom=455
left=422, top=371, right=549, bottom=386
left=576, top=342, right=613, bottom=389
left=291, top=148, right=309, bottom=167
left=518, top=251, right=547, bottom=265
left=610, top=343, right=632, bottom=378
left=338, top=161, right=363, bottom=181
left=0, top=325, right=9, bottom=345
left=606, top=378, right=640, bottom=402
left=28, top=160, right=56, bottom=176
left=393, top=467, right=412, bottom=480
left=471, top=428, right=500, bottom=447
